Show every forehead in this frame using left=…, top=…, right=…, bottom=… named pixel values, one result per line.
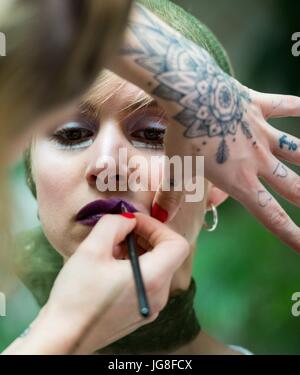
left=81, top=70, right=155, bottom=116
left=34, top=70, right=164, bottom=137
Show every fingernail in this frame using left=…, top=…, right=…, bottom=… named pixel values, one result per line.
left=151, top=203, right=168, bottom=223
left=120, top=212, right=135, bottom=219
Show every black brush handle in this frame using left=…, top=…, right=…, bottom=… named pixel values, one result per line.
left=125, top=232, right=150, bottom=317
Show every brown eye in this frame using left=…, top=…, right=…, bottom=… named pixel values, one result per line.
left=65, top=129, right=82, bottom=140
left=50, top=121, right=96, bottom=149
left=143, top=127, right=165, bottom=141
left=131, top=126, right=166, bottom=143
left=59, top=128, right=93, bottom=143
left=125, top=110, right=167, bottom=150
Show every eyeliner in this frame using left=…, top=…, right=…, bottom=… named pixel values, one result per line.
left=121, top=202, right=150, bottom=318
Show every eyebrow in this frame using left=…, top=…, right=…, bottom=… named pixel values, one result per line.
left=79, top=96, right=165, bottom=120
left=78, top=101, right=99, bottom=119
left=123, top=98, right=160, bottom=113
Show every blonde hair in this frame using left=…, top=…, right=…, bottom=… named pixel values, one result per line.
left=83, top=70, right=154, bottom=114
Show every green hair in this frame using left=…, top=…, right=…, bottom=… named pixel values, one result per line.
left=138, top=0, right=233, bottom=76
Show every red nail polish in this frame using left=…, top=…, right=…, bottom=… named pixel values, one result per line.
left=151, top=203, right=168, bottom=223
left=121, top=212, right=135, bottom=219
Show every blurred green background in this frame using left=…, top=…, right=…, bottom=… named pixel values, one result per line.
left=1, top=0, right=300, bottom=354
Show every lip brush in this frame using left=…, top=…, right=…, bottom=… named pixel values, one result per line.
left=121, top=202, right=150, bottom=318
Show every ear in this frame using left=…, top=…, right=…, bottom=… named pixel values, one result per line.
left=206, top=185, right=229, bottom=209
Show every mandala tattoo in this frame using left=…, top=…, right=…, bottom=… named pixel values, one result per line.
left=122, top=4, right=253, bottom=164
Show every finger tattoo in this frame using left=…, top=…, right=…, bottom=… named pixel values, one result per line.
left=279, top=134, right=298, bottom=152
left=273, top=163, right=288, bottom=178
left=257, top=190, right=273, bottom=207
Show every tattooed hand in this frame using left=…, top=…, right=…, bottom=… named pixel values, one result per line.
left=111, top=3, right=300, bottom=251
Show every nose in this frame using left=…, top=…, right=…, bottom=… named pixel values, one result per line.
left=85, top=119, right=130, bottom=190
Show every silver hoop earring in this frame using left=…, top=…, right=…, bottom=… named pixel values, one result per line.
left=203, top=203, right=218, bottom=232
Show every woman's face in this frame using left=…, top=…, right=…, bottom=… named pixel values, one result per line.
left=31, top=72, right=206, bottom=290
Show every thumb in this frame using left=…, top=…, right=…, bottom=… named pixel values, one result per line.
left=78, top=213, right=136, bottom=259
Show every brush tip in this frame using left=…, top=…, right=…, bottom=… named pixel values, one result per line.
left=120, top=201, right=127, bottom=213
left=140, top=307, right=150, bottom=317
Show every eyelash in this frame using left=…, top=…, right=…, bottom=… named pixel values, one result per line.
left=50, top=126, right=95, bottom=150
left=50, top=118, right=166, bottom=151
left=130, top=124, right=166, bottom=150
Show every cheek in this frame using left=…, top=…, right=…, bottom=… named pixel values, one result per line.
left=32, top=143, right=84, bottom=247
left=33, top=147, right=76, bottom=209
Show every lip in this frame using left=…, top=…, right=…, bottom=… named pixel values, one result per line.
left=76, top=198, right=139, bottom=226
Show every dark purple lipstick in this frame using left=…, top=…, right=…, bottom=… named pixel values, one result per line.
left=76, top=199, right=138, bottom=226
